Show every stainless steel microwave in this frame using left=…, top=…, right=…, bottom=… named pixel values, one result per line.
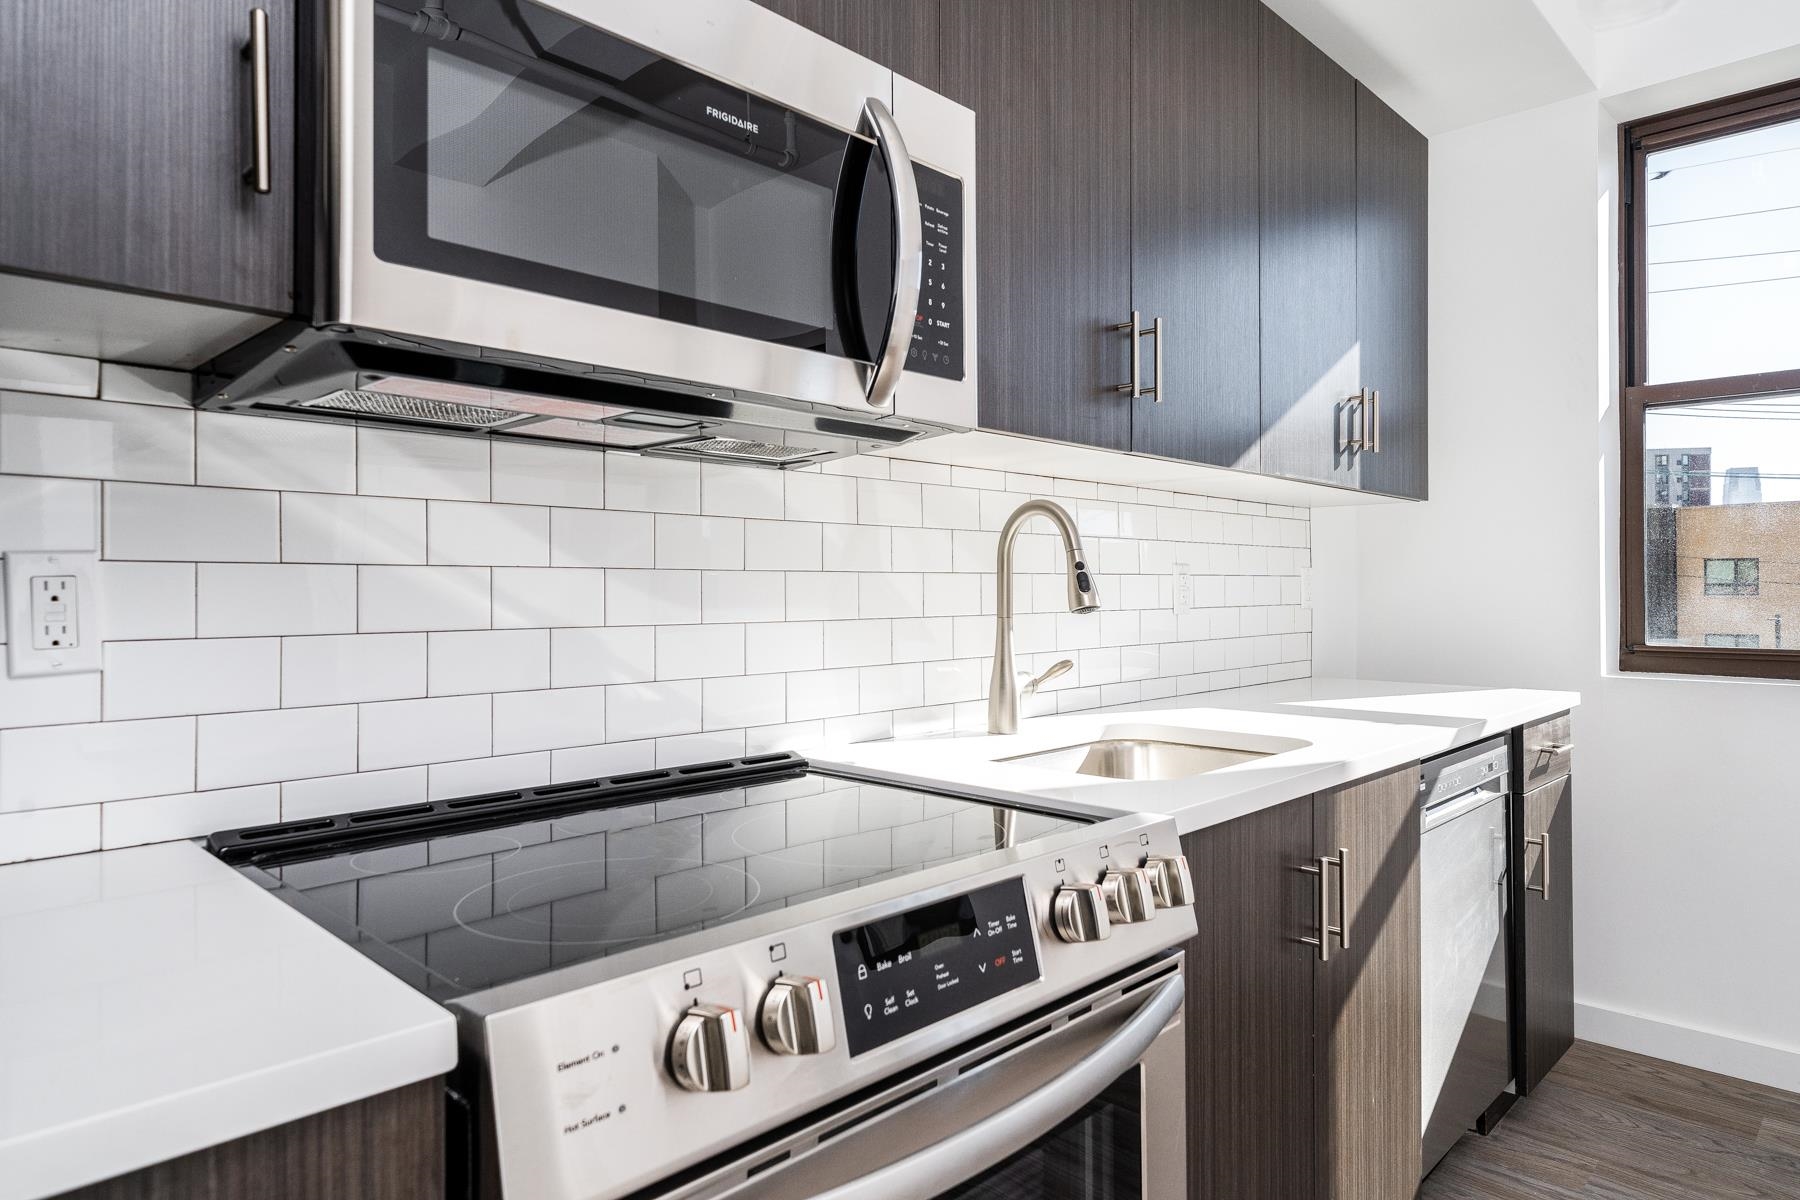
left=198, top=0, right=976, bottom=467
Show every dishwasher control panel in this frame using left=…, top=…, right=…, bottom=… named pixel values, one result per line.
left=1420, top=735, right=1510, bottom=807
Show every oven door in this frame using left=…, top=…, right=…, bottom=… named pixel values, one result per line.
left=658, top=958, right=1186, bottom=1200
left=333, top=0, right=932, bottom=414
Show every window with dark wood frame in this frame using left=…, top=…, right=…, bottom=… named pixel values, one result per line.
left=1620, top=78, right=1800, bottom=679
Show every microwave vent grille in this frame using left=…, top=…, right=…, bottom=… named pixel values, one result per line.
left=659, top=437, right=827, bottom=465
left=297, top=390, right=519, bottom=430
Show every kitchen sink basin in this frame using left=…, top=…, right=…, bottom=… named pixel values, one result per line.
left=1000, top=737, right=1271, bottom=781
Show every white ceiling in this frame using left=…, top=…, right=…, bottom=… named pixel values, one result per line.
left=1258, top=0, right=1597, bottom=135
left=1263, top=0, right=1800, bottom=136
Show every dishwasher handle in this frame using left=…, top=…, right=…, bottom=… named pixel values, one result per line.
left=1422, top=787, right=1506, bottom=832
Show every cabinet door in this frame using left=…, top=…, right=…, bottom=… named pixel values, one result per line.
left=1129, top=0, right=1261, bottom=469
left=1313, top=766, right=1422, bottom=1199
left=1180, top=799, right=1319, bottom=1200
left=1257, top=10, right=1359, bottom=487
left=1354, top=85, right=1429, bottom=500
left=766, top=0, right=1135, bottom=450
left=1519, top=774, right=1575, bottom=1093
left=0, top=0, right=295, bottom=314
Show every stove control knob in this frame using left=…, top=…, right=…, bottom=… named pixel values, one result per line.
left=1051, top=882, right=1112, bottom=943
left=1100, top=867, right=1157, bottom=924
left=761, top=975, right=837, bottom=1056
left=669, top=1003, right=750, bottom=1093
left=1144, top=854, right=1195, bottom=908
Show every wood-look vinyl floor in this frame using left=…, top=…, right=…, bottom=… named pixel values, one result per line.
left=1421, top=1041, right=1800, bottom=1199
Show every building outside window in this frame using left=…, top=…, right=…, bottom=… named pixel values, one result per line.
left=1621, top=78, right=1800, bottom=678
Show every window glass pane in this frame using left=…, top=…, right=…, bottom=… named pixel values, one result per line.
left=1645, top=115, right=1800, bottom=383
left=1644, top=396, right=1800, bottom=648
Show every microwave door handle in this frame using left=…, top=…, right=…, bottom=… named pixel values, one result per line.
left=857, top=97, right=923, bottom=411
left=799, top=972, right=1185, bottom=1200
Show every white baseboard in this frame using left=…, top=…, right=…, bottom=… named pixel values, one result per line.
left=1575, top=1001, right=1800, bottom=1093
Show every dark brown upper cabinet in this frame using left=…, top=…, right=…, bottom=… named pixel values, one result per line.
left=1128, top=0, right=1263, bottom=470
left=1355, top=84, right=1430, bottom=500
left=0, top=0, right=296, bottom=315
left=1257, top=10, right=1361, bottom=490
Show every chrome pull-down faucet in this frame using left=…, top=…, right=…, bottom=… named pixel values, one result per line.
left=988, top=500, right=1100, bottom=734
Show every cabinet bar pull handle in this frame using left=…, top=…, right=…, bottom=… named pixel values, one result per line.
left=1525, top=832, right=1550, bottom=899
left=1114, top=310, right=1143, bottom=399
left=1298, top=851, right=1348, bottom=961
left=1539, top=741, right=1574, bottom=755
left=1334, top=846, right=1350, bottom=950
left=1369, top=389, right=1381, bottom=453
left=243, top=8, right=272, bottom=194
left=1148, top=316, right=1164, bottom=403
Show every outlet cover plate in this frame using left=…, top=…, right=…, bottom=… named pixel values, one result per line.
left=5, top=551, right=102, bottom=677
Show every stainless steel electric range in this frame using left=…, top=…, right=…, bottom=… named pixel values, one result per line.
left=210, top=752, right=1196, bottom=1200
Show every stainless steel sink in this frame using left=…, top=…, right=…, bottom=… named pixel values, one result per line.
left=999, top=738, right=1271, bottom=781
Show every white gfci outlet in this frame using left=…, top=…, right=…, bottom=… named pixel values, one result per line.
left=5, top=551, right=102, bottom=678
left=1172, top=564, right=1193, bottom=613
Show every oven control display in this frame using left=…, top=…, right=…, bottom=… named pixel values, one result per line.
left=832, top=877, right=1039, bottom=1056
left=907, top=163, right=965, bottom=382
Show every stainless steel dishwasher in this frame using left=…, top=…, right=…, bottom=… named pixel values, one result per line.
left=1419, top=735, right=1513, bottom=1177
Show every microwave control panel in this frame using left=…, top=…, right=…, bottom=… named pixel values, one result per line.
left=831, top=876, right=1039, bottom=1056
left=909, top=164, right=966, bottom=382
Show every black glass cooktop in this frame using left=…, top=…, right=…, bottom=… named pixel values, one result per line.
left=213, top=755, right=1080, bottom=1001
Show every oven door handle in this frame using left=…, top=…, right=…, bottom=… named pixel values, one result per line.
left=855, top=97, right=923, bottom=412
left=802, top=971, right=1185, bottom=1200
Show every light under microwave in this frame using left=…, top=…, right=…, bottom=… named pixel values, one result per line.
left=197, top=0, right=976, bottom=465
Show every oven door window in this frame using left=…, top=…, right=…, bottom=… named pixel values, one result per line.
left=369, top=0, right=895, bottom=361
left=935, top=1067, right=1143, bottom=1200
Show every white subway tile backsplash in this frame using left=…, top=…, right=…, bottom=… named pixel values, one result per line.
left=605, top=681, right=702, bottom=741
left=0, top=806, right=100, bottom=863
left=101, top=784, right=279, bottom=850
left=605, top=453, right=699, bottom=513
left=428, top=629, right=548, bottom=695
left=197, top=563, right=357, bottom=637
left=105, top=482, right=276, bottom=561
left=551, top=508, right=654, bottom=568
left=196, top=413, right=355, bottom=493
left=427, top=753, right=549, bottom=800
left=359, top=695, right=491, bottom=771
left=1, top=717, right=195, bottom=810
left=0, top=476, right=99, bottom=550
left=702, top=463, right=783, bottom=520
left=104, top=638, right=279, bottom=720
left=0, top=378, right=1312, bottom=861
left=492, top=566, right=606, bottom=628
left=199, top=706, right=358, bottom=789
left=282, top=767, right=426, bottom=821
left=656, top=515, right=743, bottom=570
left=492, top=686, right=606, bottom=754
left=492, top=441, right=606, bottom=509
left=284, top=633, right=426, bottom=707
left=0, top=671, right=101, bottom=729
left=551, top=627, right=654, bottom=686
left=360, top=565, right=490, bottom=632
left=0, top=348, right=98, bottom=397
left=429, top=501, right=550, bottom=566
left=1, top=392, right=193, bottom=483
left=702, top=571, right=783, bottom=623
left=359, top=428, right=489, bottom=500
left=607, top=569, right=698, bottom=626
left=657, top=623, right=744, bottom=681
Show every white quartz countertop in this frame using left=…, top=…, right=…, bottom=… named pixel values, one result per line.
left=0, top=840, right=456, bottom=1200
left=812, top=677, right=1580, bottom=835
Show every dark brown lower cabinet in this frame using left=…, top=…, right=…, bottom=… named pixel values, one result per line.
left=53, top=1079, right=443, bottom=1200
left=1518, top=771, right=1576, bottom=1094
left=1181, top=764, right=1421, bottom=1200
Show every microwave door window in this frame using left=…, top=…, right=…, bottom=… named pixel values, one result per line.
left=371, top=0, right=871, bottom=360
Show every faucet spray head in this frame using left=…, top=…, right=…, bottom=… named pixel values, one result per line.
left=1067, top=548, right=1100, bottom=614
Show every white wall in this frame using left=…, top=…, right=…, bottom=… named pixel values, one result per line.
left=0, top=352, right=1313, bottom=864
left=1323, top=91, right=1800, bottom=1089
